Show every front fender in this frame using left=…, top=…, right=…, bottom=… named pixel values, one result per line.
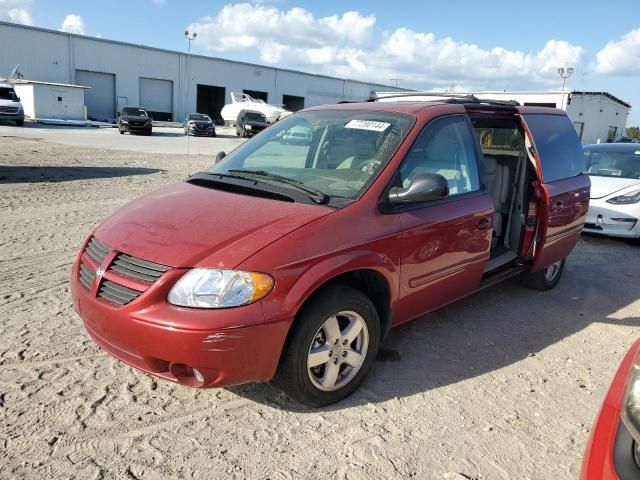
left=258, top=250, right=400, bottom=323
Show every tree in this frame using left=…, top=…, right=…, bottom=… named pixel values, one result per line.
left=626, top=126, right=640, bottom=140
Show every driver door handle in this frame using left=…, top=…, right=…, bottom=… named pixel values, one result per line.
left=477, top=217, right=492, bottom=230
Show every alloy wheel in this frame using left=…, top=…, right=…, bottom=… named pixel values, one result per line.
left=307, top=311, right=369, bottom=392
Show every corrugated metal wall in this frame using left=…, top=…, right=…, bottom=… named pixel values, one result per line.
left=0, top=21, right=405, bottom=122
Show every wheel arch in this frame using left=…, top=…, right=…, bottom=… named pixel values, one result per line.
left=282, top=265, right=396, bottom=346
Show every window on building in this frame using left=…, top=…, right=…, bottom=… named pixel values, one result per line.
left=607, top=126, right=618, bottom=143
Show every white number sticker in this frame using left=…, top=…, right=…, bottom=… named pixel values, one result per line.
left=345, top=120, right=390, bottom=132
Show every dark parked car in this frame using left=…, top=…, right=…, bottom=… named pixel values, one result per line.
left=184, top=113, right=216, bottom=137
left=72, top=98, right=589, bottom=406
left=236, top=109, right=269, bottom=137
left=119, top=107, right=152, bottom=135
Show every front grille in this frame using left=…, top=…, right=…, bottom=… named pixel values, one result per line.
left=98, top=280, right=143, bottom=305
left=85, top=237, right=111, bottom=264
left=0, top=106, right=18, bottom=114
left=129, top=121, right=145, bottom=127
left=109, top=253, right=169, bottom=283
left=78, top=237, right=170, bottom=306
left=79, top=263, right=95, bottom=289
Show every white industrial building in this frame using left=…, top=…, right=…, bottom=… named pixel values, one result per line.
left=376, top=91, right=631, bottom=145
left=12, top=79, right=89, bottom=120
left=472, top=91, right=631, bottom=145
left=0, top=21, right=404, bottom=123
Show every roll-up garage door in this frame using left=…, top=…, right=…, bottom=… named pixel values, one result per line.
left=139, top=78, right=173, bottom=121
left=75, top=70, right=115, bottom=122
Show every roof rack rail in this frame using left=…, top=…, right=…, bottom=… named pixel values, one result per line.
left=368, top=92, right=520, bottom=107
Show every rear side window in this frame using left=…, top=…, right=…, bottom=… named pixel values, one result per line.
left=399, top=115, right=480, bottom=197
left=523, top=114, right=585, bottom=182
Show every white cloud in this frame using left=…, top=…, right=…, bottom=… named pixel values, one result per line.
left=61, top=14, right=86, bottom=35
left=595, top=28, right=640, bottom=76
left=151, top=0, right=167, bottom=7
left=0, top=0, right=33, bottom=25
left=187, top=4, right=584, bottom=90
left=188, top=4, right=375, bottom=52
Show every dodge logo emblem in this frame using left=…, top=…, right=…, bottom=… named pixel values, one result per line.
left=96, top=267, right=105, bottom=279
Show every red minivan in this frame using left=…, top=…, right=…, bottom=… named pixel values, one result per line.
left=71, top=96, right=590, bottom=406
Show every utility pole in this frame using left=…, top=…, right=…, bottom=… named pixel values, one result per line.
left=184, top=30, right=197, bottom=120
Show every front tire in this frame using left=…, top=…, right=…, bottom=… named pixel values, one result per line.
left=521, top=258, right=565, bottom=291
left=276, top=285, right=380, bottom=407
left=16, top=119, right=24, bottom=127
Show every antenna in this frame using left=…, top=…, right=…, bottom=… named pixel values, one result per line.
left=9, top=64, right=23, bottom=81
left=187, top=113, right=191, bottom=177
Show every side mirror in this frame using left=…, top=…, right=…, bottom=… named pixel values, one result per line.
left=215, top=151, right=227, bottom=163
left=388, top=173, right=449, bottom=205
left=16, top=96, right=20, bottom=102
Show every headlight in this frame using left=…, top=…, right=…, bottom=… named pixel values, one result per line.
left=245, top=124, right=252, bottom=130
left=623, top=357, right=640, bottom=450
left=121, top=119, right=129, bottom=124
left=607, top=189, right=640, bottom=205
left=168, top=269, right=273, bottom=308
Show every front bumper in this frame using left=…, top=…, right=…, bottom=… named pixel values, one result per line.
left=583, top=199, right=640, bottom=239
left=581, top=340, right=640, bottom=480
left=187, top=126, right=215, bottom=136
left=71, top=248, right=289, bottom=388
left=0, top=110, right=24, bottom=122
left=121, top=122, right=152, bottom=133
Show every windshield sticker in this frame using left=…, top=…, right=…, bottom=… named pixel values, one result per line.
left=345, top=120, right=390, bottom=132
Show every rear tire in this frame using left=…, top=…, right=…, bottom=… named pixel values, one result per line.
left=276, top=285, right=380, bottom=407
left=520, top=258, right=565, bottom=291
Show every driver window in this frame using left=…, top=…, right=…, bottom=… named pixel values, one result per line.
left=399, top=115, right=480, bottom=196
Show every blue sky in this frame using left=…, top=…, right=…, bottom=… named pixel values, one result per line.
left=2, top=0, right=639, bottom=124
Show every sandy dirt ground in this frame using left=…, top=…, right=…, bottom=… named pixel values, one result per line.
left=1, top=131, right=639, bottom=480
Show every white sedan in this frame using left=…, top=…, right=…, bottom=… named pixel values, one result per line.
left=583, top=143, right=640, bottom=239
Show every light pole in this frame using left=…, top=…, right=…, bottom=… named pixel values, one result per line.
left=184, top=30, right=197, bottom=120
left=557, top=67, right=574, bottom=91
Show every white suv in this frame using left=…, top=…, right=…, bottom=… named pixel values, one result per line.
left=0, top=83, right=25, bottom=126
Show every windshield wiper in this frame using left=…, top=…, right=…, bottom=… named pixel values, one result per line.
left=227, top=169, right=328, bottom=204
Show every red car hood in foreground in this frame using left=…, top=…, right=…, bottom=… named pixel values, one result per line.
left=93, top=181, right=333, bottom=268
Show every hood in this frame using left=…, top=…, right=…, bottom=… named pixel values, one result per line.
left=0, top=99, right=21, bottom=108
left=93, top=181, right=332, bottom=268
left=588, top=175, right=640, bottom=199
left=122, top=115, right=149, bottom=122
left=245, top=120, right=269, bottom=127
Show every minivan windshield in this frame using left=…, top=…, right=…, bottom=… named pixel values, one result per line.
left=122, top=107, right=148, bottom=117
left=189, top=114, right=211, bottom=121
left=0, top=87, right=19, bottom=101
left=584, top=149, right=640, bottom=179
left=208, top=109, right=415, bottom=202
left=244, top=112, right=267, bottom=122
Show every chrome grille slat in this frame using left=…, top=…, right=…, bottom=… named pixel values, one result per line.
left=79, top=263, right=94, bottom=289
left=85, top=237, right=111, bottom=264
left=117, top=254, right=169, bottom=273
left=98, top=280, right=142, bottom=305
left=108, top=253, right=169, bottom=282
